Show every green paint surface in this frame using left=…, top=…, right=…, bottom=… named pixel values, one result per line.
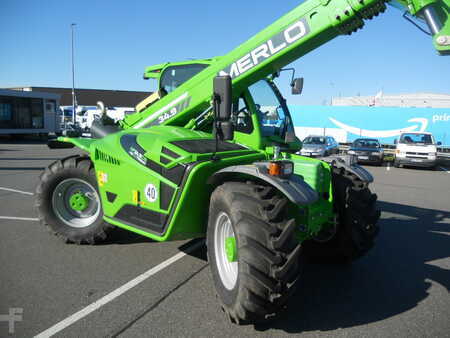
left=225, top=237, right=237, bottom=263
left=70, top=193, right=89, bottom=211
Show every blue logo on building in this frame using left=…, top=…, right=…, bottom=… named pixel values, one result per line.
left=289, top=105, right=450, bottom=145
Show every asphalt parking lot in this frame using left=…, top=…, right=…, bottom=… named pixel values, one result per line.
left=0, top=141, right=449, bottom=337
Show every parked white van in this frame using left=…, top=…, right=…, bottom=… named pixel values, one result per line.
left=394, top=132, right=442, bottom=168
left=78, top=107, right=135, bottom=131
left=79, top=109, right=102, bottom=131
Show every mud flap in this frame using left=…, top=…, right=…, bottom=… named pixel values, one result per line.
left=208, top=163, right=319, bottom=206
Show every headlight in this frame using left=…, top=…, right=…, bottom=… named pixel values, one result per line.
left=429, top=152, right=437, bottom=156
left=348, top=150, right=356, bottom=155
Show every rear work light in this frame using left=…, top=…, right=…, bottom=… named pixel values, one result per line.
left=268, top=161, right=294, bottom=177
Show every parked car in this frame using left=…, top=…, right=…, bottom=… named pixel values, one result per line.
left=299, top=135, right=339, bottom=157
left=348, top=138, right=384, bottom=165
left=394, top=132, right=441, bottom=168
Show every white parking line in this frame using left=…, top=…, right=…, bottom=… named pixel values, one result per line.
left=0, top=187, right=34, bottom=195
left=34, top=239, right=205, bottom=338
left=0, top=216, right=39, bottom=221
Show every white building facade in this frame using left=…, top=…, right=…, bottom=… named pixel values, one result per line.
left=332, top=92, right=450, bottom=108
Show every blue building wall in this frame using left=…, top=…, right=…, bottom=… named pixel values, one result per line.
left=288, top=105, right=450, bottom=145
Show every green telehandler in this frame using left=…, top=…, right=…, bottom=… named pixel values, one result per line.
left=37, top=0, right=449, bottom=324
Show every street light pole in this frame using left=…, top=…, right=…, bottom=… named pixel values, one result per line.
left=71, top=23, right=77, bottom=126
left=329, top=82, right=335, bottom=106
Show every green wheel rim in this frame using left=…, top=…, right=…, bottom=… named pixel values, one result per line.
left=225, top=237, right=237, bottom=263
left=69, top=192, right=89, bottom=212
left=214, top=212, right=238, bottom=290
left=52, top=178, right=100, bottom=229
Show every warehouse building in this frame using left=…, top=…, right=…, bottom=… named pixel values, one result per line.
left=0, top=89, right=61, bottom=135
left=9, top=87, right=150, bottom=108
left=332, top=92, right=450, bottom=108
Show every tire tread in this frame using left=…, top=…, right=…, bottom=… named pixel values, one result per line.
left=35, top=155, right=113, bottom=245
left=208, top=181, right=301, bottom=324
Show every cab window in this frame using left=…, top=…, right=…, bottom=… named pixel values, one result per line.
left=247, top=80, right=290, bottom=138
left=232, top=96, right=253, bottom=134
left=160, top=64, right=209, bottom=94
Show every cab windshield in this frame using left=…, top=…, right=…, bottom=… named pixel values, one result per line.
left=353, top=139, right=380, bottom=148
left=247, top=80, right=293, bottom=139
left=399, top=133, right=434, bottom=145
left=304, top=136, right=326, bottom=145
left=160, top=64, right=209, bottom=94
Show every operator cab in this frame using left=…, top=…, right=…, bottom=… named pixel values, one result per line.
left=137, top=60, right=212, bottom=112
left=159, top=64, right=209, bottom=94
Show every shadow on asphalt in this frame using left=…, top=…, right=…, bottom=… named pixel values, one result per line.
left=255, top=201, right=450, bottom=333
left=179, top=238, right=207, bottom=261
left=97, top=229, right=208, bottom=251
left=0, top=158, right=61, bottom=161
left=0, top=138, right=48, bottom=145
left=0, top=167, right=47, bottom=171
left=99, top=227, right=154, bottom=245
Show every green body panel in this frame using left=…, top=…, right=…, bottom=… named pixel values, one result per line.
left=396, top=0, right=450, bottom=55
left=290, top=154, right=334, bottom=237
left=86, top=126, right=265, bottom=241
left=80, top=124, right=335, bottom=242
left=55, top=0, right=449, bottom=243
left=143, top=59, right=216, bottom=80
left=432, top=0, right=450, bottom=55
left=57, top=137, right=95, bottom=152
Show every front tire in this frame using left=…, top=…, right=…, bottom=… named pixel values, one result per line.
left=207, top=181, right=301, bottom=324
left=302, top=167, right=380, bottom=263
left=36, top=155, right=113, bottom=244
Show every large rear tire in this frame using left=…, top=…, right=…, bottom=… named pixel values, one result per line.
left=207, top=181, right=301, bottom=324
left=302, top=167, right=380, bottom=263
left=35, top=155, right=113, bottom=244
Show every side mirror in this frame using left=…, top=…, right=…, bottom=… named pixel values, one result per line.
left=213, top=76, right=234, bottom=141
left=291, top=78, right=304, bottom=95
left=213, top=76, right=232, bottom=120
left=218, top=121, right=234, bottom=141
left=394, top=139, right=398, bottom=144
left=437, top=141, right=442, bottom=146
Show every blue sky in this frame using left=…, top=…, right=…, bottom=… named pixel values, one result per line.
left=1, top=0, right=449, bottom=105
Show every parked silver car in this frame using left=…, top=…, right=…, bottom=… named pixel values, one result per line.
left=299, top=135, right=339, bottom=157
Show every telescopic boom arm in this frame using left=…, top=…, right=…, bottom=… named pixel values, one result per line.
left=122, top=0, right=449, bottom=130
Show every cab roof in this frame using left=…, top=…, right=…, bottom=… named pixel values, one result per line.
left=143, top=58, right=218, bottom=80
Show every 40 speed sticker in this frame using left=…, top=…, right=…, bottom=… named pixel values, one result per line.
left=145, top=184, right=158, bottom=203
